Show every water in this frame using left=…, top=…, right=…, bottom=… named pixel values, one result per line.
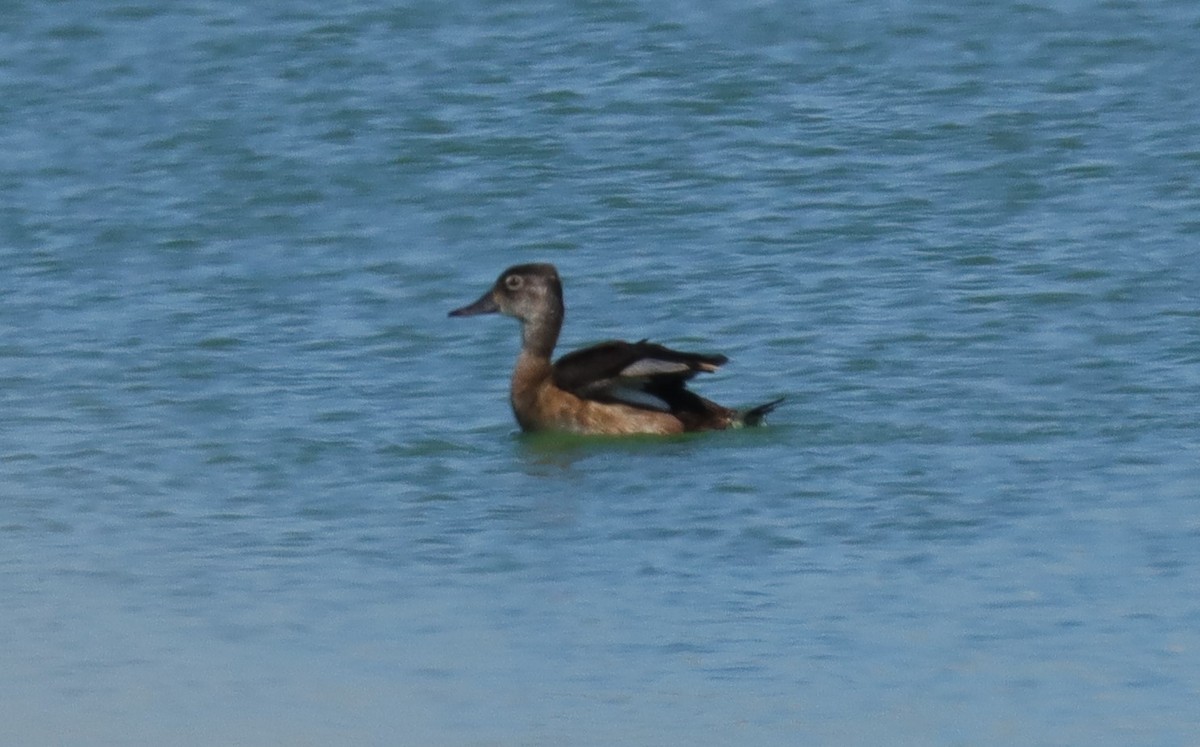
left=3, top=1, right=1199, bottom=744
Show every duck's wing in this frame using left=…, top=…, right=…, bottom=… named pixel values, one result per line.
left=553, top=339, right=728, bottom=411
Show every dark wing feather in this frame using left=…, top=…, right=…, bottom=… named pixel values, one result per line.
left=553, top=339, right=728, bottom=411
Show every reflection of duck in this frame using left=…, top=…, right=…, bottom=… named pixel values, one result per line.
left=450, top=263, right=782, bottom=435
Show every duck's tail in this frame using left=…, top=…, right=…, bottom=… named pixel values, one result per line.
left=737, top=396, right=786, bottom=427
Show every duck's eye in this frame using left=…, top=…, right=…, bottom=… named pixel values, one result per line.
left=504, top=274, right=524, bottom=291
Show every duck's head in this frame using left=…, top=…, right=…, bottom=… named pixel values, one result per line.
left=449, top=263, right=564, bottom=324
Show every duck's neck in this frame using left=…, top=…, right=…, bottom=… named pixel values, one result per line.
left=511, top=306, right=562, bottom=430
left=518, top=301, right=563, bottom=360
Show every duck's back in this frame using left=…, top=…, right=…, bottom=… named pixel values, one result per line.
left=549, top=339, right=739, bottom=431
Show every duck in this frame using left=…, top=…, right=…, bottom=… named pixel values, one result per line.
left=449, top=263, right=783, bottom=435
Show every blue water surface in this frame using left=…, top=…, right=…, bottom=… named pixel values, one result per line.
left=2, top=1, right=1199, bottom=745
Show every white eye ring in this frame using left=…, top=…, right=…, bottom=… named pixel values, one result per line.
left=504, top=274, right=523, bottom=291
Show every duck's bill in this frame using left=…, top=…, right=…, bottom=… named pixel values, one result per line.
left=449, top=290, right=500, bottom=317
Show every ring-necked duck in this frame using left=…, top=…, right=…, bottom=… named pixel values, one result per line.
left=450, top=263, right=782, bottom=435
